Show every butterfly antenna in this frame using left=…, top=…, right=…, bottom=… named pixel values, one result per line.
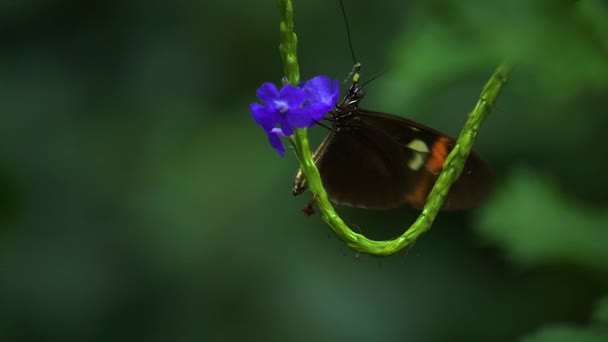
left=361, top=68, right=388, bottom=87
left=339, top=0, right=357, bottom=65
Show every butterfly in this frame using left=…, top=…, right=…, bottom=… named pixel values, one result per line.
left=293, top=64, right=492, bottom=210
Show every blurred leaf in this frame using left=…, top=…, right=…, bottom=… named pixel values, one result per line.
left=383, top=0, right=608, bottom=111
left=577, top=0, right=608, bottom=53
left=593, top=296, right=608, bottom=324
left=522, top=295, right=608, bottom=342
left=475, top=167, right=608, bottom=271
left=522, top=326, right=608, bottom=342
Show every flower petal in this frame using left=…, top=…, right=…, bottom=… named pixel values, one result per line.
left=279, top=116, right=294, bottom=136
left=303, top=76, right=340, bottom=106
left=278, top=84, right=307, bottom=109
left=285, top=107, right=314, bottom=128
left=250, top=102, right=279, bottom=132
left=268, top=129, right=285, bottom=157
left=256, top=82, right=279, bottom=104
left=305, top=102, right=333, bottom=122
left=329, top=79, right=340, bottom=103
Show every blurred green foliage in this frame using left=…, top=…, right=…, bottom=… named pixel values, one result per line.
left=0, top=0, right=606, bottom=341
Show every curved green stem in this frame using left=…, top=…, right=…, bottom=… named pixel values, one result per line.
left=279, top=0, right=512, bottom=256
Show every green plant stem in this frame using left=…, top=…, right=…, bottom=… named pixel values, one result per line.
left=279, top=0, right=300, bottom=85
left=279, top=0, right=512, bottom=256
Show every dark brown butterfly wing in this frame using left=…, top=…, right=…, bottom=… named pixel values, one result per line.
left=312, top=121, right=417, bottom=209
left=356, top=110, right=493, bottom=210
left=293, top=110, right=493, bottom=210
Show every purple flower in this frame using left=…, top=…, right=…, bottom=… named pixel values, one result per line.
left=250, top=76, right=339, bottom=156
left=250, top=82, right=309, bottom=136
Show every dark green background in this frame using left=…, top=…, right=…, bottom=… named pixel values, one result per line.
left=1, top=0, right=607, bottom=341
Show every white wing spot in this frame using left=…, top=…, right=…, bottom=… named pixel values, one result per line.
left=406, top=139, right=430, bottom=171
left=407, top=139, right=430, bottom=153
left=408, top=153, right=426, bottom=171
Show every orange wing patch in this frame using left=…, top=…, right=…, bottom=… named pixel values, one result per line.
left=404, top=136, right=452, bottom=208
left=425, top=136, right=451, bottom=174
left=404, top=172, right=433, bottom=209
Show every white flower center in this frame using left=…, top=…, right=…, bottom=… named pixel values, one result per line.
left=276, top=100, right=289, bottom=113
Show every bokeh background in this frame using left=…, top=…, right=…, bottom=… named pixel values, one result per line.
left=1, top=0, right=607, bottom=341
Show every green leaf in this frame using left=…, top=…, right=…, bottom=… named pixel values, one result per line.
left=522, top=326, right=608, bottom=342
left=522, top=295, right=608, bottom=342
left=593, top=296, right=608, bottom=324
left=476, top=168, right=608, bottom=271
